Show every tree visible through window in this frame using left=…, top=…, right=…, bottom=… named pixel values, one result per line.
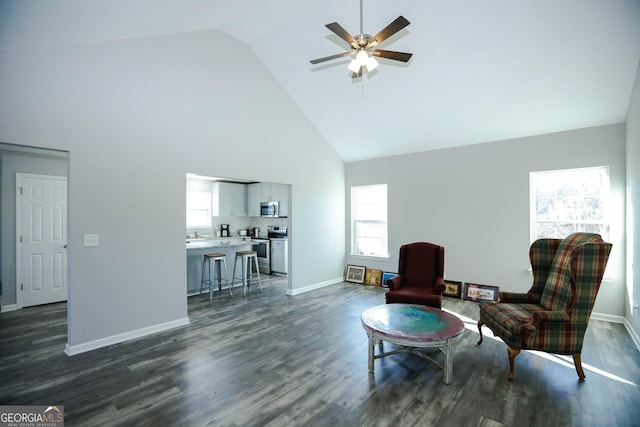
left=530, top=166, right=609, bottom=241
left=352, top=184, right=388, bottom=257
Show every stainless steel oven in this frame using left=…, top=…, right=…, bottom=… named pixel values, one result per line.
left=251, top=238, right=271, bottom=274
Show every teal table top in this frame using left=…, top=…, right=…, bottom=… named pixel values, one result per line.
left=361, top=304, right=464, bottom=342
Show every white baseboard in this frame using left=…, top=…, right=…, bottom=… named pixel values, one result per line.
left=287, top=277, right=344, bottom=296
left=591, top=311, right=625, bottom=324
left=591, top=311, right=640, bottom=352
left=64, top=317, right=190, bottom=356
left=623, top=318, right=640, bottom=352
left=1, top=304, right=18, bottom=313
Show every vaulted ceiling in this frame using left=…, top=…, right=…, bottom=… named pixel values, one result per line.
left=2, top=0, right=639, bottom=161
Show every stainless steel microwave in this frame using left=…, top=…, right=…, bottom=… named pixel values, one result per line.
left=260, top=201, right=279, bottom=217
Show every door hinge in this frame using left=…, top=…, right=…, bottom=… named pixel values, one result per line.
left=19, top=236, right=22, bottom=243
left=20, top=283, right=23, bottom=290
left=18, top=187, right=23, bottom=195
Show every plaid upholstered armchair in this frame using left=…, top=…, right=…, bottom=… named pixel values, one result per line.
left=477, top=232, right=612, bottom=381
left=385, top=242, right=446, bottom=309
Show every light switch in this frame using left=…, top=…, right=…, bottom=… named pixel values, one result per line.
left=84, top=234, right=99, bottom=247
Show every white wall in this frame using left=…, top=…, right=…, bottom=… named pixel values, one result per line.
left=346, top=124, right=626, bottom=318
left=626, top=60, right=640, bottom=341
left=0, top=30, right=345, bottom=352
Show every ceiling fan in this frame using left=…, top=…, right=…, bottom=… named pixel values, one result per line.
left=309, top=0, right=413, bottom=78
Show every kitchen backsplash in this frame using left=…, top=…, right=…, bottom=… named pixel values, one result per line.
left=187, top=216, right=287, bottom=239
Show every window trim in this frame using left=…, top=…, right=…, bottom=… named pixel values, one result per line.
left=529, top=165, right=610, bottom=242
left=186, top=189, right=212, bottom=228
left=351, top=184, right=389, bottom=258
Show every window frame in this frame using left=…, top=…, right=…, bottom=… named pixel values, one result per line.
left=186, top=179, right=213, bottom=228
left=529, top=166, right=610, bottom=242
left=351, top=184, right=389, bottom=258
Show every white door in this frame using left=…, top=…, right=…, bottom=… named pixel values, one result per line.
left=17, top=174, right=68, bottom=308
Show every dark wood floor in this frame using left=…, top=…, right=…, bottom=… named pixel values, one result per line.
left=1, top=276, right=639, bottom=426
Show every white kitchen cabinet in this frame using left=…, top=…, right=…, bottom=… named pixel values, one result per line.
left=212, top=182, right=247, bottom=217
left=247, top=184, right=261, bottom=217
left=260, top=182, right=273, bottom=202
left=247, top=182, right=271, bottom=216
left=271, top=183, right=288, bottom=217
left=271, top=239, right=288, bottom=275
left=229, top=184, right=247, bottom=216
left=247, top=182, right=289, bottom=217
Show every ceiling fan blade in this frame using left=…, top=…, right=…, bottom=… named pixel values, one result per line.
left=371, top=49, right=413, bottom=62
left=325, top=22, right=358, bottom=48
left=310, top=51, right=353, bottom=65
left=367, top=16, right=410, bottom=47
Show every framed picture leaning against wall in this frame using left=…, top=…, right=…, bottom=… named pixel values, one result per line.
left=346, top=265, right=366, bottom=283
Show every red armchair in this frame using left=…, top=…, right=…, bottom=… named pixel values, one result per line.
left=385, top=242, right=446, bottom=309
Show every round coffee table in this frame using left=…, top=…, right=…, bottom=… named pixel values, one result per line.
left=361, top=304, right=465, bottom=384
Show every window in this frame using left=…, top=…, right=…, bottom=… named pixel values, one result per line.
left=186, top=191, right=211, bottom=226
left=530, top=166, right=609, bottom=241
left=351, top=184, right=388, bottom=257
left=186, top=178, right=212, bottom=227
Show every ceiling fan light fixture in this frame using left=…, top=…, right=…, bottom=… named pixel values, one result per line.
left=348, top=59, right=361, bottom=73
left=355, top=49, right=369, bottom=66
left=365, top=55, right=379, bottom=72
left=309, top=0, right=412, bottom=79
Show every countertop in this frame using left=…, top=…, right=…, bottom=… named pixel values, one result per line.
left=186, top=237, right=256, bottom=250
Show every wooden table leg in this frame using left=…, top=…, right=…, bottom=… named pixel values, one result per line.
left=368, top=330, right=375, bottom=373
left=443, top=337, right=453, bottom=384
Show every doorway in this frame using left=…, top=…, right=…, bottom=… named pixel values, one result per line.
left=185, top=173, right=292, bottom=299
left=0, top=143, right=69, bottom=311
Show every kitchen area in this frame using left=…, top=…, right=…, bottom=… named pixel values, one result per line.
left=186, top=174, right=289, bottom=296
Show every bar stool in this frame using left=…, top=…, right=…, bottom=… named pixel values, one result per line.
left=232, top=250, right=262, bottom=296
left=200, top=253, right=232, bottom=301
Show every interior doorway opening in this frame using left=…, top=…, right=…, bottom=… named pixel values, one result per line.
left=0, top=142, right=69, bottom=312
left=185, top=172, right=292, bottom=302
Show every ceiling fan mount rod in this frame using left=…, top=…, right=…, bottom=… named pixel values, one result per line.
left=359, top=0, right=364, bottom=35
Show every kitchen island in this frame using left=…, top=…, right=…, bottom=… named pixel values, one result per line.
left=186, top=238, right=255, bottom=295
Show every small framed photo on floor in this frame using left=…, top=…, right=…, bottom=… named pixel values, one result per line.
left=364, top=269, right=383, bottom=286
left=345, top=265, right=366, bottom=284
left=443, top=280, right=462, bottom=298
left=463, top=282, right=499, bottom=302
left=381, top=272, right=397, bottom=288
